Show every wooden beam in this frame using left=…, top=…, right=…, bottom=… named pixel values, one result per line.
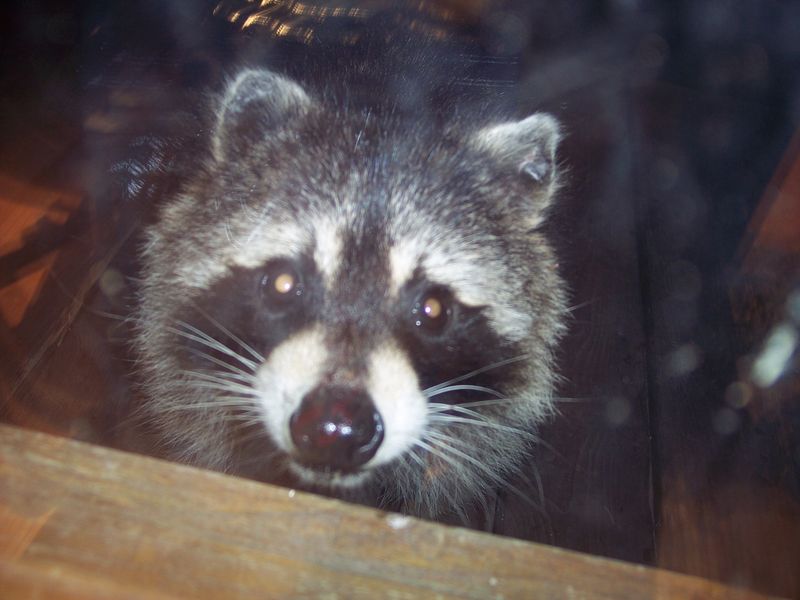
left=0, top=424, right=774, bottom=599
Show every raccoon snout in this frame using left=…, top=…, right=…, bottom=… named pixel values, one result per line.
left=289, top=385, right=384, bottom=472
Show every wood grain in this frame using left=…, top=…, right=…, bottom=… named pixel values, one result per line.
left=0, top=424, right=775, bottom=599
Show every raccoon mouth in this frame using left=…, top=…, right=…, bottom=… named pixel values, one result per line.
left=287, top=461, right=373, bottom=488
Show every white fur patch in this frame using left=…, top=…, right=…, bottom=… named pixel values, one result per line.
left=426, top=250, right=532, bottom=340
left=313, top=217, right=343, bottom=286
left=388, top=238, right=422, bottom=296
left=169, top=217, right=311, bottom=290
left=230, top=220, right=310, bottom=270
left=255, top=326, right=328, bottom=452
left=365, top=342, right=428, bottom=467
left=389, top=227, right=532, bottom=341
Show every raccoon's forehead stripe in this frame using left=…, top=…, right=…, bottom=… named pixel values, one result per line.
left=390, top=235, right=532, bottom=340
left=312, top=217, right=343, bottom=286
left=388, top=238, right=419, bottom=296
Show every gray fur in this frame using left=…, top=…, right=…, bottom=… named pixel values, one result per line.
left=134, top=67, right=568, bottom=521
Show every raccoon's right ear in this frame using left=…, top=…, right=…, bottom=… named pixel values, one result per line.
left=471, top=113, right=561, bottom=225
left=212, top=69, right=314, bottom=161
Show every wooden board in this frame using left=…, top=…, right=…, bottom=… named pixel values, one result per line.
left=0, top=424, right=774, bottom=599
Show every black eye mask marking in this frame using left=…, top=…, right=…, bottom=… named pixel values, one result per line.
left=394, top=276, right=525, bottom=403
left=173, top=255, right=321, bottom=371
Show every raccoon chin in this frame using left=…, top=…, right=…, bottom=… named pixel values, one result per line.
left=287, top=461, right=373, bottom=489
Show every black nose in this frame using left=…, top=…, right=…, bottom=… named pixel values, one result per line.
left=289, top=385, right=384, bottom=472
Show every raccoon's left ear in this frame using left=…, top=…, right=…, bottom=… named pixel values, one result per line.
left=212, top=69, right=314, bottom=162
left=471, top=113, right=561, bottom=223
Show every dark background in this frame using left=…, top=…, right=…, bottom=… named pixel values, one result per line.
left=1, top=1, right=799, bottom=597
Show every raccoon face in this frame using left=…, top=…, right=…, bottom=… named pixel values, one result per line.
left=135, top=69, right=567, bottom=517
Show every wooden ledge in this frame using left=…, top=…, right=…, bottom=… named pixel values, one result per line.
left=0, top=424, right=775, bottom=599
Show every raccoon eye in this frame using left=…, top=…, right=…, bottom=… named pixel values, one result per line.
left=260, top=260, right=302, bottom=308
left=412, top=289, right=451, bottom=334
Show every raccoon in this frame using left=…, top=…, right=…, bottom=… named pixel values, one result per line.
left=133, top=61, right=567, bottom=521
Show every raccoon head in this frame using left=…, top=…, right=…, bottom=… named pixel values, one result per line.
left=135, top=68, right=567, bottom=518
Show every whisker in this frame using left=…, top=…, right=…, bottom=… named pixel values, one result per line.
left=428, top=398, right=519, bottom=415
left=400, top=445, right=428, bottom=470
left=565, top=299, right=595, bottom=314
left=550, top=396, right=594, bottom=404
left=450, top=397, right=517, bottom=409
left=184, top=346, right=258, bottom=379
left=185, top=303, right=264, bottom=363
left=182, top=381, right=259, bottom=396
left=413, top=434, right=493, bottom=524
left=423, top=354, right=529, bottom=395
left=424, top=384, right=505, bottom=400
left=180, top=369, right=258, bottom=389
left=225, top=416, right=267, bottom=430
left=427, top=414, right=540, bottom=441
left=430, top=401, right=562, bottom=459
left=168, top=323, right=259, bottom=372
left=423, top=431, right=502, bottom=481
left=428, top=401, right=499, bottom=419
left=87, top=308, right=130, bottom=322
left=528, top=460, right=546, bottom=511
left=412, top=438, right=465, bottom=473
left=228, top=425, right=270, bottom=445
left=428, top=400, right=522, bottom=428
left=423, top=430, right=542, bottom=514
left=158, top=397, right=260, bottom=412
